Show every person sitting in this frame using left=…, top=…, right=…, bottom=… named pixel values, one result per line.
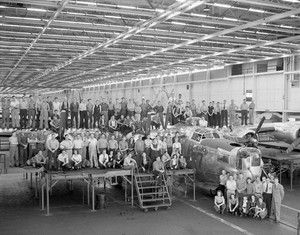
left=141, top=152, right=151, bottom=173
left=57, top=149, right=71, bottom=170
left=50, top=115, right=61, bottom=133
left=248, top=194, right=257, bottom=217
left=228, top=194, right=239, bottom=215
left=107, top=150, right=114, bottom=168
left=113, top=151, right=123, bottom=169
left=123, top=152, right=137, bottom=169
left=161, top=151, right=171, bottom=168
left=254, top=197, right=267, bottom=220
left=152, top=156, right=165, bottom=185
left=26, top=150, right=47, bottom=168
left=151, top=113, right=161, bottom=130
left=99, top=149, right=109, bottom=169
left=178, top=155, right=187, bottom=169
left=214, top=190, right=226, bottom=214
left=239, top=196, right=249, bottom=217
left=119, top=136, right=128, bottom=155
left=71, top=150, right=82, bottom=170
left=170, top=150, right=179, bottom=170
left=108, top=116, right=118, bottom=132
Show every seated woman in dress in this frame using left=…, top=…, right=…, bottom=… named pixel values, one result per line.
left=26, top=150, right=47, bottom=168
left=254, top=197, right=267, bottom=219
left=170, top=149, right=179, bottom=170
left=228, top=194, right=239, bottom=216
left=70, top=150, right=82, bottom=170
left=214, top=190, right=226, bottom=214
left=50, top=115, right=61, bottom=133
left=239, top=196, right=249, bottom=217
left=123, top=152, right=137, bottom=169
left=113, top=151, right=123, bottom=169
left=248, top=194, right=257, bottom=217
left=178, top=155, right=187, bottom=169
left=141, top=152, right=151, bottom=173
left=108, top=116, right=118, bottom=132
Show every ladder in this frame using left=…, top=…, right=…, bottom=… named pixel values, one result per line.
left=134, top=172, right=172, bottom=212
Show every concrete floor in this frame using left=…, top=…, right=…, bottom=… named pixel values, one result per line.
left=0, top=170, right=298, bottom=235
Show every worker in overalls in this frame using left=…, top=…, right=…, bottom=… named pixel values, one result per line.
left=10, top=96, right=20, bottom=129
left=39, top=98, right=50, bottom=130
left=271, top=177, right=284, bottom=223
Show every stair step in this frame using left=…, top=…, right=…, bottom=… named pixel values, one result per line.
left=138, top=185, right=167, bottom=190
left=142, top=198, right=171, bottom=202
left=140, top=192, right=168, bottom=196
left=136, top=180, right=156, bottom=183
left=135, top=174, right=154, bottom=177
left=142, top=203, right=171, bottom=209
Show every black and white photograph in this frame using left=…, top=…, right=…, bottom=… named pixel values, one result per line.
left=0, top=0, right=299, bottom=234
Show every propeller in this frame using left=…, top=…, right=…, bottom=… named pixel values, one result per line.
left=255, top=116, right=266, bottom=135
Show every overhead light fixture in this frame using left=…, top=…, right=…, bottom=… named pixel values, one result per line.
left=249, top=8, right=265, bottom=13
left=223, top=17, right=238, bottom=22
left=281, top=0, right=299, bottom=2
left=171, top=21, right=186, bottom=25
left=27, top=8, right=47, bottom=12
left=0, top=5, right=7, bottom=8
left=213, top=3, right=231, bottom=8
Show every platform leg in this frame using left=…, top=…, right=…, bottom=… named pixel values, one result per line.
left=184, top=176, right=187, bottom=198
left=91, top=183, right=95, bottom=212
left=131, top=171, right=134, bottom=207
left=46, top=175, right=50, bottom=216
left=124, top=177, right=127, bottom=203
left=290, top=161, right=293, bottom=191
left=82, top=181, right=85, bottom=205
left=193, top=172, right=196, bottom=201
left=30, top=173, right=33, bottom=188
left=41, top=184, right=45, bottom=210
left=87, top=182, right=90, bottom=206
left=35, top=173, right=38, bottom=198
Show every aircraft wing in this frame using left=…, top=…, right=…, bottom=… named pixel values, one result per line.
left=258, top=141, right=300, bottom=151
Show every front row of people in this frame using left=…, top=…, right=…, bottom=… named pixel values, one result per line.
left=215, top=191, right=267, bottom=219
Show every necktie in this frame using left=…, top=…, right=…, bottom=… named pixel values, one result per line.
left=266, top=183, right=269, bottom=193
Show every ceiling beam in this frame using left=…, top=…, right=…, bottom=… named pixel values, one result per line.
left=62, top=7, right=300, bottom=85
left=27, top=0, right=208, bottom=83
left=0, top=0, right=70, bottom=84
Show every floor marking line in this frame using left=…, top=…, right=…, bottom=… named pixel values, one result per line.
left=281, top=204, right=300, bottom=213
left=178, top=199, right=254, bottom=235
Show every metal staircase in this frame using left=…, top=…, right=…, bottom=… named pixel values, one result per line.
left=134, top=172, right=172, bottom=212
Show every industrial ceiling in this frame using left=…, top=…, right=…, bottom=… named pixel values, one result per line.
left=0, top=0, right=299, bottom=94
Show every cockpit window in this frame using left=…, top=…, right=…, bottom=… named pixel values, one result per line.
left=218, top=155, right=229, bottom=164
left=191, top=133, right=205, bottom=142
left=251, top=152, right=261, bottom=167
left=212, top=133, right=220, bottom=138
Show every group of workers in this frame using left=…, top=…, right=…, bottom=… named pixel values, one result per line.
left=1, top=94, right=256, bottom=134
left=214, top=170, right=285, bottom=223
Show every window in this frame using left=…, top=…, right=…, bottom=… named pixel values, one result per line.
left=276, top=58, right=283, bottom=71
left=218, top=154, right=229, bottom=164
left=191, top=133, right=204, bottom=142
left=231, top=64, right=243, bottom=75
left=291, top=74, right=300, bottom=88
left=257, top=63, right=268, bottom=73
left=251, top=153, right=261, bottom=166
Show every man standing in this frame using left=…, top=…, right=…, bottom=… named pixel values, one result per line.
left=86, top=99, right=94, bottom=129
left=228, top=100, right=237, bottom=130
left=47, top=133, right=59, bottom=170
left=70, top=98, right=79, bottom=128
left=18, top=132, right=28, bottom=166
left=154, top=101, right=164, bottom=130
left=221, top=100, right=228, bottom=127
left=271, top=177, right=284, bottom=223
left=120, top=97, right=127, bottom=118
left=101, top=98, right=109, bottom=125
left=19, top=96, right=28, bottom=129
left=249, top=100, right=255, bottom=125
left=190, top=99, right=197, bottom=117
left=199, top=100, right=208, bottom=120
left=39, top=98, right=50, bottom=130
left=262, top=177, right=273, bottom=218
left=47, top=96, right=54, bottom=119
left=27, top=95, right=36, bottom=129
left=215, top=102, right=221, bottom=128
left=9, top=132, right=19, bottom=167
left=10, top=96, right=20, bottom=129
left=1, top=97, right=10, bottom=129
left=240, top=99, right=248, bottom=126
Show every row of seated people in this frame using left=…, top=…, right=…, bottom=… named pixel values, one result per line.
left=26, top=148, right=188, bottom=172
left=214, top=191, right=267, bottom=219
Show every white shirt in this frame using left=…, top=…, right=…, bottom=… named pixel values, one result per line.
left=124, top=157, right=136, bottom=166
left=79, top=102, right=86, bottom=111
left=73, top=139, right=84, bottom=149
left=99, top=153, right=109, bottom=165
left=226, top=180, right=237, bottom=192
left=71, top=154, right=82, bottom=164
left=53, top=101, right=61, bottom=111
left=58, top=153, right=69, bottom=164
left=89, top=138, right=98, bottom=150
left=10, top=100, right=19, bottom=109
